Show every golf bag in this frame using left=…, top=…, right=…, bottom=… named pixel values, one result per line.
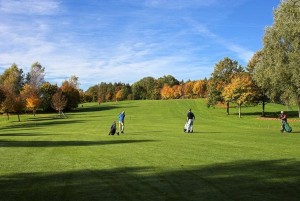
left=282, top=121, right=292, bottom=133
left=109, top=122, right=119, bottom=135
left=184, top=119, right=193, bottom=133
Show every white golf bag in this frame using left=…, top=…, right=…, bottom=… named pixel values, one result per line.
left=184, top=119, right=193, bottom=133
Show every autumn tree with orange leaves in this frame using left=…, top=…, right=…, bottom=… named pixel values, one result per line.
left=208, top=57, right=244, bottom=114
left=21, top=84, right=41, bottom=116
left=193, top=80, right=207, bottom=98
left=160, top=85, right=174, bottom=99
left=222, top=72, right=255, bottom=118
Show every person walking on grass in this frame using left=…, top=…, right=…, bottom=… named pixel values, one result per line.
left=279, top=111, right=292, bottom=133
left=118, top=111, right=126, bottom=133
left=185, top=109, right=195, bottom=133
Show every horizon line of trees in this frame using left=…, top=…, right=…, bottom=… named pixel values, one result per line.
left=1, top=0, right=299, bottom=120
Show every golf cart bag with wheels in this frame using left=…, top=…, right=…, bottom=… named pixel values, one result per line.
left=109, top=122, right=119, bottom=135
left=184, top=119, right=193, bottom=133
left=282, top=121, right=292, bottom=133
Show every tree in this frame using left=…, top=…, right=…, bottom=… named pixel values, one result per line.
left=69, top=75, right=80, bottom=89
left=249, top=51, right=270, bottom=116
left=115, top=89, right=124, bottom=101
left=61, top=80, right=80, bottom=110
left=0, top=87, right=5, bottom=105
left=208, top=57, right=244, bottom=114
left=0, top=63, right=24, bottom=94
left=193, top=80, right=207, bottom=98
left=157, top=75, right=179, bottom=87
left=23, top=62, right=45, bottom=115
left=26, top=62, right=45, bottom=88
left=132, top=77, right=157, bottom=100
left=11, top=93, right=26, bottom=122
left=40, top=82, right=58, bottom=112
left=1, top=91, right=13, bottom=120
left=0, top=64, right=24, bottom=119
left=21, top=84, right=41, bottom=116
left=173, top=84, right=184, bottom=99
left=183, top=81, right=194, bottom=98
left=160, top=85, right=174, bottom=99
left=222, top=73, right=255, bottom=118
left=259, top=0, right=300, bottom=117
left=51, top=90, right=67, bottom=118
left=85, top=85, right=99, bottom=102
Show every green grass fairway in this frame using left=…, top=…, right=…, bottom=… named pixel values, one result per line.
left=1, top=99, right=300, bottom=201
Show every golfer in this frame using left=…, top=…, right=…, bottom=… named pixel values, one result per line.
left=118, top=111, right=126, bottom=133
left=186, top=109, right=195, bottom=133
left=279, top=111, right=287, bottom=132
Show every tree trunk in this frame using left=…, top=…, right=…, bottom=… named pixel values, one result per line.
left=17, top=114, right=20, bottom=122
left=226, top=102, right=230, bottom=115
left=238, top=104, right=241, bottom=118
left=262, top=100, right=265, bottom=117
left=6, top=112, right=9, bottom=120
left=298, top=102, right=300, bottom=118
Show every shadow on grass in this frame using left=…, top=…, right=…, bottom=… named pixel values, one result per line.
left=0, top=133, right=59, bottom=137
left=238, top=111, right=299, bottom=118
left=73, top=104, right=137, bottom=114
left=0, top=139, right=156, bottom=147
left=26, top=116, right=60, bottom=121
left=73, top=105, right=116, bottom=113
left=0, top=159, right=300, bottom=201
left=0, top=119, right=85, bottom=130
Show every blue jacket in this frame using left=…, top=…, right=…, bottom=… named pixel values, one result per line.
left=118, top=113, right=125, bottom=122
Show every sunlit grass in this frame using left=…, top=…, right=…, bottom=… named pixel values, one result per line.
left=0, top=99, right=300, bottom=201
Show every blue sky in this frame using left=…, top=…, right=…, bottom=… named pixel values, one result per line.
left=0, top=0, right=280, bottom=90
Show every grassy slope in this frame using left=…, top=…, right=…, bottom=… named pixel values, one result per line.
left=0, top=99, right=300, bottom=201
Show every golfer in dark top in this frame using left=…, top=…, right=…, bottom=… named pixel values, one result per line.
left=186, top=109, right=195, bottom=132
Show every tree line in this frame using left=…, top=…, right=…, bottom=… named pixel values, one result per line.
left=1, top=0, right=299, bottom=120
left=0, top=62, right=81, bottom=121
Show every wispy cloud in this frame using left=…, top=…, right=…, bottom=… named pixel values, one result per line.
left=187, top=18, right=254, bottom=63
left=0, top=0, right=277, bottom=90
left=0, top=0, right=60, bottom=15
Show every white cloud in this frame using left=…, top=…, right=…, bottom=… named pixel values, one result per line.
left=0, top=0, right=273, bottom=90
left=0, top=0, right=60, bottom=15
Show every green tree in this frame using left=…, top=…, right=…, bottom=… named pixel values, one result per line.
left=0, top=64, right=24, bottom=119
left=40, top=82, right=58, bottom=112
left=208, top=57, right=244, bottom=114
left=259, top=0, right=300, bottom=117
left=248, top=51, right=270, bottom=117
left=132, top=77, right=157, bottom=100
left=0, top=63, right=24, bottom=94
left=85, top=85, right=99, bottom=102
left=157, top=75, right=179, bottom=87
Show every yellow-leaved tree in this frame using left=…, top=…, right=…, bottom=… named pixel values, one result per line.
left=222, top=72, right=255, bottom=118
left=21, top=84, right=41, bottom=116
